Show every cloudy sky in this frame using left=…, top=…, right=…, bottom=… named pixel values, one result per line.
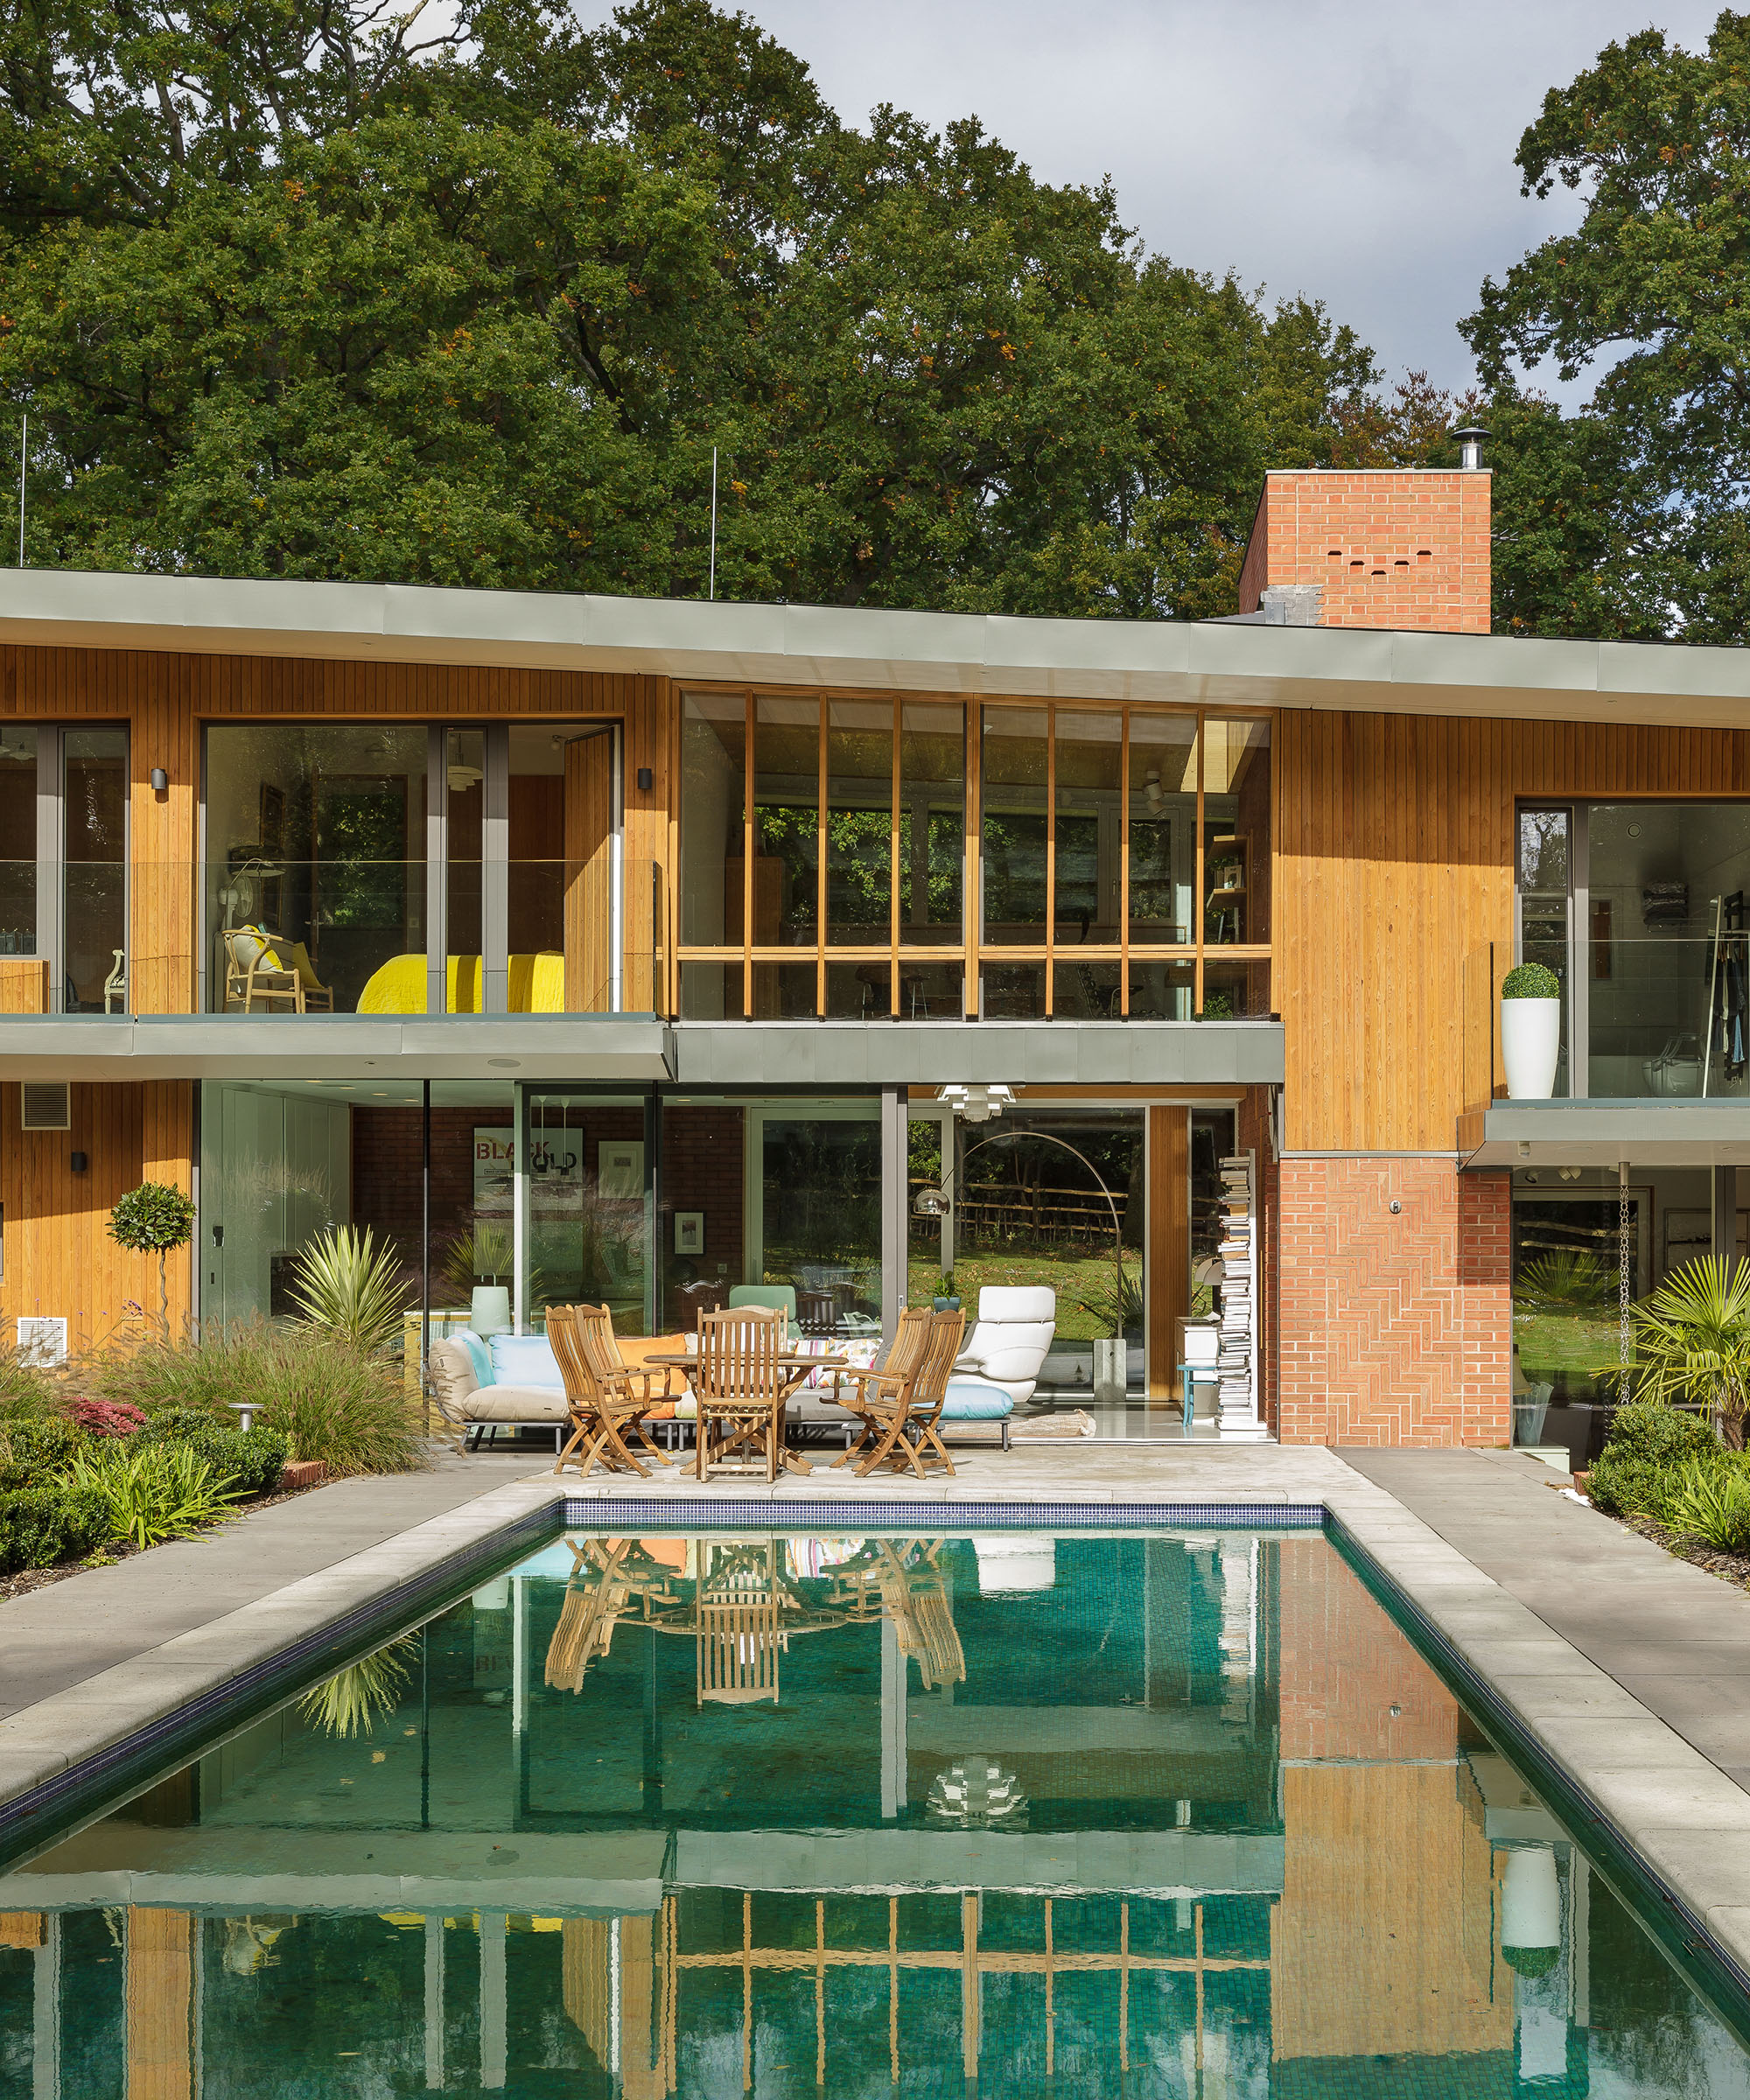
left=583, top=1, right=1725, bottom=400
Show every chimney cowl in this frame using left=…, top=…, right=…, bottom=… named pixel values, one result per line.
left=1452, top=425, right=1490, bottom=472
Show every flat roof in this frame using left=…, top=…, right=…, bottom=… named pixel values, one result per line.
left=0, top=568, right=1745, bottom=730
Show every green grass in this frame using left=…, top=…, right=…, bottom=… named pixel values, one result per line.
left=908, top=1250, right=1144, bottom=1340
left=1514, top=1310, right=1634, bottom=1389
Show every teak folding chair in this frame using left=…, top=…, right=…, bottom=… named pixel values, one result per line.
left=549, top=1305, right=670, bottom=1480
left=692, top=1306, right=787, bottom=1483
left=853, top=1309, right=965, bottom=1479
left=830, top=1305, right=931, bottom=1471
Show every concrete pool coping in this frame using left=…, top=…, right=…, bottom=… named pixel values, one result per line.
left=4, top=1441, right=1750, bottom=2005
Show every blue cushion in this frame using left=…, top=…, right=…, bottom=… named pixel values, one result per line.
left=489, top=1334, right=564, bottom=1389
left=457, top=1331, right=495, bottom=1387
left=942, top=1378, right=1015, bottom=1422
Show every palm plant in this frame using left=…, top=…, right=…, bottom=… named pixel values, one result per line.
left=288, top=1226, right=411, bottom=1354
left=298, top=1634, right=418, bottom=1737
left=1516, top=1250, right=1614, bottom=1312
left=1661, top=1460, right=1750, bottom=1554
left=1631, top=1256, right=1750, bottom=1450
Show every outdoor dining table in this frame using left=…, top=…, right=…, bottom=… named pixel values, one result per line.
left=644, top=1348, right=851, bottom=1477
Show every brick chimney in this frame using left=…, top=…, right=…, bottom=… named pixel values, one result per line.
left=1235, top=458, right=1491, bottom=634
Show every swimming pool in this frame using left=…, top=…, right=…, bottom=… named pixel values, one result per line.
left=1, top=1525, right=1746, bottom=2096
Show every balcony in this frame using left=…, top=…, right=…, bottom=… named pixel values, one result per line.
left=1461, top=939, right=1750, bottom=1166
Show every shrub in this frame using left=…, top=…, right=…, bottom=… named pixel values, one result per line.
left=0, top=1416, right=89, bottom=1491
left=1502, top=962, right=1561, bottom=999
left=1662, top=1460, right=1750, bottom=1555
left=66, top=1442, right=246, bottom=1550
left=84, top=1322, right=424, bottom=1476
left=134, top=1409, right=289, bottom=1496
left=0, top=1482, right=113, bottom=1574
left=68, top=1397, right=144, bottom=1438
left=1584, top=1452, right=1669, bottom=1520
left=0, top=1340, right=60, bottom=1424
left=1603, top=1401, right=1719, bottom=1467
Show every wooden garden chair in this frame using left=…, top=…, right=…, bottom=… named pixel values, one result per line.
left=829, top=1306, right=931, bottom=1470
left=548, top=1305, right=670, bottom=1480
left=853, top=1308, right=964, bottom=1479
left=692, top=1306, right=787, bottom=1483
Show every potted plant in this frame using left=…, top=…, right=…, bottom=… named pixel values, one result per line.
left=1501, top=962, right=1562, bottom=1098
left=932, top=1269, right=962, bottom=1312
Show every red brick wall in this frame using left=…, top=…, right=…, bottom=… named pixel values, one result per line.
left=1276, top=1158, right=1510, bottom=1446
left=659, top=1105, right=745, bottom=1324
left=1239, top=470, right=1490, bottom=633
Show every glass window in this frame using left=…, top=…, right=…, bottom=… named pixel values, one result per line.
left=679, top=694, right=746, bottom=947
left=900, top=702, right=963, bottom=946
left=1128, top=714, right=1195, bottom=948
left=206, top=724, right=428, bottom=1014
left=1518, top=807, right=1571, bottom=1096
left=826, top=698, right=892, bottom=946
left=982, top=707, right=1049, bottom=943
left=1202, top=718, right=1270, bottom=947
left=0, top=724, right=36, bottom=959
left=63, top=726, right=127, bottom=1012
left=1054, top=710, right=1121, bottom=946
left=522, top=1090, right=652, bottom=1334
left=750, top=695, right=819, bottom=948
left=1586, top=802, right=1750, bottom=1099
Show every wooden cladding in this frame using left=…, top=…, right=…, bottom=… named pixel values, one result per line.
left=0, top=1078, right=192, bottom=1344
left=1274, top=710, right=1750, bottom=1152
left=1146, top=1106, right=1190, bottom=1399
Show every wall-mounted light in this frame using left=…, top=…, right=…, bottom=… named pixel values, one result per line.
left=636, top=766, right=654, bottom=793
left=69, top=1151, right=88, bottom=1173
left=150, top=767, right=168, bottom=793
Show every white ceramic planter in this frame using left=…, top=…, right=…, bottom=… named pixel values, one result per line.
left=1502, top=997, right=1561, bottom=1099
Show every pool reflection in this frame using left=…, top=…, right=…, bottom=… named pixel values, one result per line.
left=0, top=1531, right=1742, bottom=2096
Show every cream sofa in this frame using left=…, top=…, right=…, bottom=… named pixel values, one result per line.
left=428, top=1336, right=570, bottom=1450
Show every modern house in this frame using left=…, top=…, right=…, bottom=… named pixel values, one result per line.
left=2, top=452, right=1746, bottom=1454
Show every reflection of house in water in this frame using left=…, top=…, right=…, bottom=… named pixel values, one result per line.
left=0, top=1535, right=1657, bottom=2095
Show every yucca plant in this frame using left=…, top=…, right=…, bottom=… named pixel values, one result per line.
left=66, top=1442, right=245, bottom=1549
left=298, top=1634, right=418, bottom=1738
left=1076, top=1265, right=1145, bottom=1338
left=1631, top=1256, right=1750, bottom=1450
left=288, top=1227, right=412, bottom=1355
left=1662, top=1460, right=1750, bottom=1555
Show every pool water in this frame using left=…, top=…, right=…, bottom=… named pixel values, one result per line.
left=1, top=1529, right=1747, bottom=2096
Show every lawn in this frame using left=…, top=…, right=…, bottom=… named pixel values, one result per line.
left=908, top=1250, right=1148, bottom=1340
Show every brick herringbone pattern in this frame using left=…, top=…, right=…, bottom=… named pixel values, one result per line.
left=1277, top=1158, right=1510, bottom=1446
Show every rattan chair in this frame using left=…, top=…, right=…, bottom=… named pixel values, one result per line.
left=692, top=1306, right=787, bottom=1483
left=548, top=1304, right=669, bottom=1479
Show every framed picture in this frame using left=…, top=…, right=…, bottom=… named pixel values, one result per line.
left=598, top=1140, right=644, bottom=1200
left=674, top=1211, right=704, bottom=1256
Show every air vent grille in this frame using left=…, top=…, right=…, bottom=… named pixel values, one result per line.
left=20, top=1082, right=69, bottom=1130
left=17, top=1316, right=66, bottom=1366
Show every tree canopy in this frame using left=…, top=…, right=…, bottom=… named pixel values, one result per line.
left=0, top=0, right=1395, bottom=614
left=1464, top=9, right=1750, bottom=640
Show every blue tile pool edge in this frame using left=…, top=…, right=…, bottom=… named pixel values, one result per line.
left=1326, top=1506, right=1750, bottom=2052
left=558, top=1497, right=1327, bottom=1530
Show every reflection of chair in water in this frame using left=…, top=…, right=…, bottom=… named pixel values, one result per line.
left=546, top=1537, right=682, bottom=1692
left=545, top=1539, right=634, bottom=1691
left=695, top=1540, right=789, bottom=1704
left=874, top=1540, right=966, bottom=1691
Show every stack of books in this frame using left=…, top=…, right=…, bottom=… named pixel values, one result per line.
left=1216, top=1155, right=1262, bottom=1438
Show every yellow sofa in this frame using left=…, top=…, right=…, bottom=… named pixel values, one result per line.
left=357, top=952, right=566, bottom=1014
